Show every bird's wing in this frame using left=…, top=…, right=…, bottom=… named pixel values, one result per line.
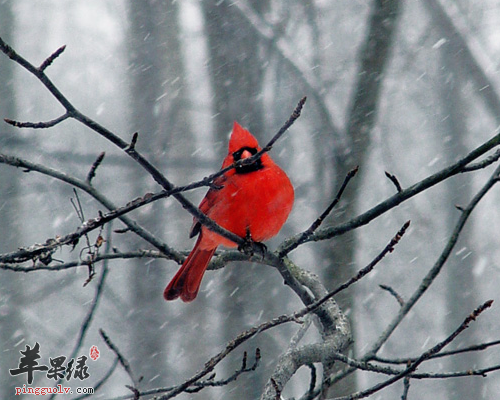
left=189, top=174, right=228, bottom=238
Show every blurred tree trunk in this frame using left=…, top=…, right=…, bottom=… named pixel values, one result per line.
left=201, top=0, right=266, bottom=138
left=201, top=1, right=269, bottom=398
left=126, top=0, right=189, bottom=388
left=322, top=0, right=402, bottom=397
left=0, top=1, right=26, bottom=397
left=437, top=20, right=482, bottom=400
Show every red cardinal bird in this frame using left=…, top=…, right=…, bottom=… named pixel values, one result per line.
left=164, top=122, right=294, bottom=302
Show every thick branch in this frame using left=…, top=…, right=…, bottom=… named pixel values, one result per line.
left=261, top=340, right=350, bottom=400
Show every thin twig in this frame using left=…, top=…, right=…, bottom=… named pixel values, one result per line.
left=0, top=250, right=166, bottom=272
left=332, top=300, right=493, bottom=400
left=188, top=349, right=261, bottom=391
left=48, top=225, right=112, bottom=400
left=280, top=130, right=500, bottom=253
left=71, top=189, right=101, bottom=283
left=0, top=153, right=183, bottom=264
left=373, top=339, right=500, bottom=365
left=72, top=358, right=119, bottom=399
left=87, top=152, right=106, bottom=184
left=461, top=149, right=500, bottom=172
left=0, top=37, right=245, bottom=251
left=279, top=166, right=359, bottom=257
left=39, top=44, right=66, bottom=71
left=366, top=163, right=500, bottom=359
left=325, top=221, right=410, bottom=298
left=261, top=96, right=307, bottom=151
left=99, top=329, right=138, bottom=388
left=385, top=171, right=403, bottom=192
left=379, top=284, right=405, bottom=307
left=105, top=350, right=261, bottom=399
left=4, top=112, right=70, bottom=128
left=317, top=350, right=500, bottom=380
left=125, top=132, right=139, bottom=152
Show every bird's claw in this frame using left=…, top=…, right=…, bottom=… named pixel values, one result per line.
left=238, top=229, right=267, bottom=258
left=238, top=240, right=267, bottom=257
left=238, top=229, right=267, bottom=257
left=253, top=241, right=267, bottom=257
left=238, top=240, right=254, bottom=256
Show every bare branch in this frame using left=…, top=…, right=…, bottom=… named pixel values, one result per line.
left=39, top=44, right=66, bottom=71
left=0, top=37, right=245, bottom=250
left=48, top=229, right=111, bottom=400
left=0, top=250, right=166, bottom=273
left=99, top=329, right=138, bottom=389
left=261, top=96, right=307, bottom=152
left=374, top=339, right=500, bottom=365
left=366, top=163, right=500, bottom=359
left=332, top=301, right=493, bottom=400
left=313, top=350, right=500, bottom=381
left=4, top=112, right=70, bottom=128
left=384, top=171, right=403, bottom=192
left=125, top=132, right=139, bottom=153
left=70, top=189, right=100, bottom=284
left=86, top=151, right=106, bottom=184
left=105, top=350, right=261, bottom=399
left=281, top=130, right=500, bottom=251
left=0, top=37, right=307, bottom=261
left=401, top=377, right=410, bottom=400
left=189, top=349, right=261, bottom=391
left=72, top=358, right=119, bottom=400
left=280, top=166, right=359, bottom=256
left=0, top=153, right=183, bottom=264
left=379, top=284, right=405, bottom=307
left=461, top=148, right=500, bottom=172
left=326, top=221, right=410, bottom=298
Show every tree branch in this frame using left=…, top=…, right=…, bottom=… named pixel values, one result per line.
left=281, top=140, right=500, bottom=253
left=0, top=153, right=183, bottom=264
left=333, top=300, right=493, bottom=400
left=366, top=163, right=500, bottom=358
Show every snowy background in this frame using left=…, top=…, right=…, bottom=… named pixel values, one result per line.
left=1, top=0, right=500, bottom=399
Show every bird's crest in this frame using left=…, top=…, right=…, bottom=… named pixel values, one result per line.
left=229, top=121, right=260, bottom=153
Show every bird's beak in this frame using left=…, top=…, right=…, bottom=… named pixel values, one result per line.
left=241, top=149, right=253, bottom=159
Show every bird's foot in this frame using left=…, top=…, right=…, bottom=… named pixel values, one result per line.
left=238, top=229, right=267, bottom=258
left=253, top=241, right=267, bottom=258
